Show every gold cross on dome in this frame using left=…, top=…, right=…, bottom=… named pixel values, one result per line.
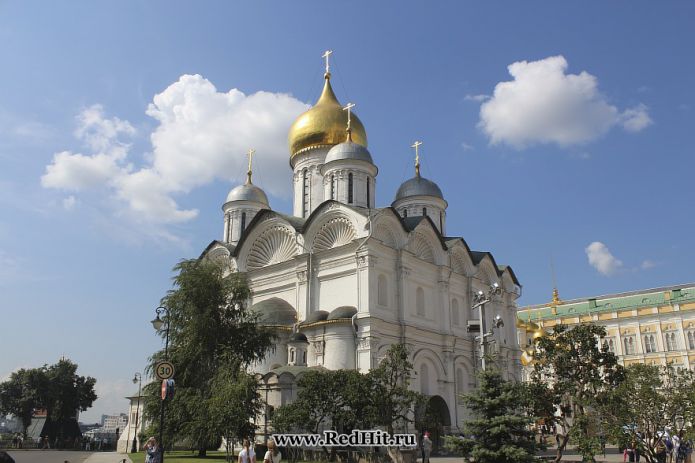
left=246, top=148, right=255, bottom=183
left=343, top=102, right=355, bottom=131
left=411, top=140, right=422, bottom=176
left=322, top=50, right=333, bottom=74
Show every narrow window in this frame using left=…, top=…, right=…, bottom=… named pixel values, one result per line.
left=422, top=207, right=427, bottom=216
left=416, top=287, right=425, bottom=316
left=240, top=212, right=246, bottom=235
left=366, top=177, right=370, bottom=208
left=688, top=332, right=694, bottom=350
left=348, top=173, right=354, bottom=204
left=451, top=298, right=460, bottom=325
left=302, top=169, right=309, bottom=217
left=302, top=351, right=307, bottom=364
left=378, top=274, right=388, bottom=306
left=290, top=349, right=295, bottom=363
left=420, top=364, right=430, bottom=395
left=403, top=209, right=408, bottom=218
left=330, top=174, right=335, bottom=200
left=439, top=212, right=443, bottom=231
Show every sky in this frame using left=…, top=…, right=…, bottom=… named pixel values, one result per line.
left=1, top=1, right=694, bottom=422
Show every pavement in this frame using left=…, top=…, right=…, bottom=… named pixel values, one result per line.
left=3, top=451, right=132, bottom=463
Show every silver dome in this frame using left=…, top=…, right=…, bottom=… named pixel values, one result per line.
left=251, top=298, right=296, bottom=325
left=394, top=176, right=444, bottom=201
left=325, top=141, right=374, bottom=165
left=225, top=183, right=269, bottom=205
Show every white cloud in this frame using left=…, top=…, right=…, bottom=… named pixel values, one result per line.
left=585, top=241, right=623, bottom=276
left=465, top=94, right=490, bottom=102
left=640, top=259, right=656, bottom=270
left=41, top=75, right=309, bottom=231
left=478, top=56, right=652, bottom=148
left=619, top=103, right=653, bottom=132
left=62, top=195, right=77, bottom=210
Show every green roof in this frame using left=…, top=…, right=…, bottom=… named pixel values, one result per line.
left=518, top=283, right=695, bottom=321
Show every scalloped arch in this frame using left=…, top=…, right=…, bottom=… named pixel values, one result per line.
left=312, top=217, right=356, bottom=252
left=451, top=248, right=474, bottom=276
left=408, top=233, right=434, bottom=263
left=373, top=223, right=398, bottom=248
left=247, top=226, right=297, bottom=270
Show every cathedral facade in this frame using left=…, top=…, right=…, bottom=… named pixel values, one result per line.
left=201, top=62, right=522, bottom=434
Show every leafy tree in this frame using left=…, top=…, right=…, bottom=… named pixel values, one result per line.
left=0, top=359, right=96, bottom=445
left=530, top=323, right=624, bottom=463
left=0, top=369, right=47, bottom=435
left=143, top=259, right=274, bottom=457
left=445, top=368, right=537, bottom=463
left=603, top=363, right=695, bottom=463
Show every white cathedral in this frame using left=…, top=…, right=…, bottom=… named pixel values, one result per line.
left=200, top=57, right=522, bottom=435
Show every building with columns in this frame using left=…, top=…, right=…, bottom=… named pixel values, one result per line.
left=517, top=283, right=695, bottom=377
left=201, top=56, right=522, bottom=437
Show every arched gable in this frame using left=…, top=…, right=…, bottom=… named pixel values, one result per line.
left=407, top=220, right=447, bottom=265
left=371, top=210, right=408, bottom=249
left=477, top=256, right=499, bottom=286
left=236, top=217, right=299, bottom=272
left=449, top=244, right=476, bottom=277
left=303, top=208, right=362, bottom=253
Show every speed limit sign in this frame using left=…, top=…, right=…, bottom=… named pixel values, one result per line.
left=155, top=361, right=175, bottom=380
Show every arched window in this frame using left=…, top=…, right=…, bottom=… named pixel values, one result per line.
left=403, top=209, right=408, bottom=218
left=420, top=363, right=430, bottom=395
left=645, top=335, right=656, bottom=353
left=451, top=298, right=460, bottom=326
left=348, top=173, right=354, bottom=204
left=422, top=207, right=427, bottom=216
left=456, top=368, right=465, bottom=401
left=240, top=212, right=246, bottom=235
left=688, top=332, right=694, bottom=350
left=377, top=274, right=388, bottom=306
left=290, top=349, right=295, bottom=364
left=624, top=337, right=635, bottom=355
left=416, top=287, right=425, bottom=316
left=302, top=351, right=307, bottom=365
left=302, top=169, right=309, bottom=217
left=608, top=339, right=615, bottom=353
left=366, top=177, right=370, bottom=208
left=666, top=333, right=677, bottom=351
left=330, top=174, right=335, bottom=200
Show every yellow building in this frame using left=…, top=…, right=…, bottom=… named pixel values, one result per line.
left=517, top=283, right=695, bottom=369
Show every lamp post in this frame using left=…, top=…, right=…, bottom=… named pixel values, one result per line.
left=130, top=372, right=142, bottom=453
left=151, top=306, right=170, bottom=463
left=472, top=283, right=504, bottom=371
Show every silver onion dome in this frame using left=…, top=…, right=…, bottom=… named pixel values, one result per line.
left=394, top=176, right=444, bottom=201
left=225, top=183, right=269, bottom=205
left=325, top=140, right=374, bottom=164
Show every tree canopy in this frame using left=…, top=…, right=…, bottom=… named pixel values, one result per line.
left=143, top=258, right=274, bottom=456
left=0, top=359, right=96, bottom=444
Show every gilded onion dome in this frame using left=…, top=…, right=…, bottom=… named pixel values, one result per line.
left=288, top=73, right=367, bottom=164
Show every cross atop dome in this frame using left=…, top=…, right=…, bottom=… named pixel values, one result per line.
left=411, top=140, right=423, bottom=177
left=246, top=148, right=255, bottom=184
left=322, top=50, right=333, bottom=77
left=343, top=102, right=355, bottom=140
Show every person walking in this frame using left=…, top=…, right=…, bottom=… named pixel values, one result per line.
left=263, top=439, right=281, bottom=463
left=422, top=432, right=432, bottom=463
left=145, top=437, right=162, bottom=463
left=238, top=439, right=256, bottom=463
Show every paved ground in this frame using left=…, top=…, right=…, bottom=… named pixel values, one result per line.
left=3, top=451, right=132, bottom=463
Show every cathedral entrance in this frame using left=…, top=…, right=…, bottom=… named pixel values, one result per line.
left=415, top=395, right=451, bottom=455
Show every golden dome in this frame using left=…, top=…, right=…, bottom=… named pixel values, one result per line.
left=288, top=74, right=367, bottom=164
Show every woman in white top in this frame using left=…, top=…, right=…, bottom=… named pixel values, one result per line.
left=264, top=439, right=281, bottom=463
left=238, top=439, right=256, bottom=463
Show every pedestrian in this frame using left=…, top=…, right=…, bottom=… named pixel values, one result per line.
left=422, top=432, right=432, bottom=463
left=238, top=439, right=256, bottom=463
left=145, top=437, right=162, bottom=463
left=263, top=439, right=281, bottom=463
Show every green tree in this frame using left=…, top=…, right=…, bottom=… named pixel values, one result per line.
left=0, top=368, right=47, bottom=435
left=445, top=368, right=537, bottom=463
left=0, top=359, right=96, bottom=445
left=531, top=323, right=624, bottom=463
left=144, top=259, right=274, bottom=457
left=603, top=363, right=695, bottom=463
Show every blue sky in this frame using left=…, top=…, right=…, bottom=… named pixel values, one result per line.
left=1, top=2, right=693, bottom=421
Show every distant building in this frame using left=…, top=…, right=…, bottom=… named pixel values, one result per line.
left=517, top=283, right=695, bottom=375
left=116, top=392, right=145, bottom=453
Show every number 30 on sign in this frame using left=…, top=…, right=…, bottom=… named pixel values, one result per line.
left=155, top=361, right=175, bottom=380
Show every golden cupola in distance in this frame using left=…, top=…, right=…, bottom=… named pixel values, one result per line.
left=288, top=72, right=367, bottom=164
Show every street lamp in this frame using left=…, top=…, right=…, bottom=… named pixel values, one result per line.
left=130, top=372, right=142, bottom=453
left=151, top=306, right=170, bottom=462
left=472, top=283, right=503, bottom=371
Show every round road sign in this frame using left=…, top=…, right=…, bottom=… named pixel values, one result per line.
left=155, top=361, right=175, bottom=380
